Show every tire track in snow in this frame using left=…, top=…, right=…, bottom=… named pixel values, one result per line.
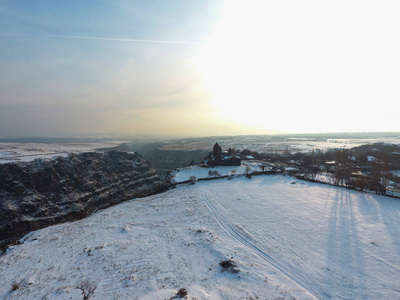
left=201, top=192, right=320, bottom=299
left=98, top=256, right=162, bottom=295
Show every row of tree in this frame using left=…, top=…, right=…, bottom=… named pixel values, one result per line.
left=333, top=148, right=390, bottom=194
left=293, top=148, right=391, bottom=194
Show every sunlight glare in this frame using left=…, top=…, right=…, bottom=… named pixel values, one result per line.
left=197, top=0, right=400, bottom=133
left=197, top=1, right=275, bottom=128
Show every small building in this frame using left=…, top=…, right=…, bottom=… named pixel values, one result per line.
left=221, top=155, right=242, bottom=166
left=386, top=186, right=400, bottom=198
left=325, top=161, right=336, bottom=172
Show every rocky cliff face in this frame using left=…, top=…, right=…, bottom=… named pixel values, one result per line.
left=0, top=151, right=160, bottom=251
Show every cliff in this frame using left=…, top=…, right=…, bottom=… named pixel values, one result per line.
left=0, top=151, right=160, bottom=251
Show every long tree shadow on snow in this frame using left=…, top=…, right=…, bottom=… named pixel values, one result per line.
left=365, top=194, right=400, bottom=258
left=324, top=187, right=368, bottom=300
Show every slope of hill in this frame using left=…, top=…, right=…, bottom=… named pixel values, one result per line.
left=1, top=175, right=399, bottom=299
left=0, top=151, right=160, bottom=251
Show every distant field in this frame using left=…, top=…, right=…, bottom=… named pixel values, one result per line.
left=159, top=133, right=400, bottom=153
left=0, top=141, right=124, bottom=164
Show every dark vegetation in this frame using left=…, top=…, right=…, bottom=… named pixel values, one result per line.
left=219, top=259, right=240, bottom=273
left=11, top=281, right=20, bottom=291
left=9, top=279, right=27, bottom=294
left=170, top=288, right=188, bottom=299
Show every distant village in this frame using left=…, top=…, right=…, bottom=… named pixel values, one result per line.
left=197, top=142, right=400, bottom=199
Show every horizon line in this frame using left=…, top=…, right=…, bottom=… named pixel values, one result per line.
left=1, top=131, right=399, bottom=140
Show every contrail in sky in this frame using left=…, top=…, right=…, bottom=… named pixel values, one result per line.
left=0, top=33, right=203, bottom=45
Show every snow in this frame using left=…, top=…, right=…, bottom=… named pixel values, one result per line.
left=1, top=175, right=400, bottom=299
left=171, top=163, right=273, bottom=183
left=0, top=142, right=123, bottom=164
left=172, top=165, right=247, bottom=182
left=314, top=172, right=336, bottom=185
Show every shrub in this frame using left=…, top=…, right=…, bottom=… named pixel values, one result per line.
left=11, top=282, right=20, bottom=292
left=176, top=288, right=188, bottom=298
left=244, top=165, right=251, bottom=175
left=10, top=279, right=26, bottom=292
left=219, top=259, right=240, bottom=273
left=76, top=280, right=97, bottom=300
left=153, top=181, right=164, bottom=193
left=170, top=287, right=188, bottom=299
left=189, top=176, right=197, bottom=184
left=166, top=175, right=177, bottom=187
left=208, top=170, right=221, bottom=177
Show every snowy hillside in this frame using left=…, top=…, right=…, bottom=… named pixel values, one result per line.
left=1, top=175, right=400, bottom=299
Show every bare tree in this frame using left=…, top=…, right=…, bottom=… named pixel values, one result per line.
left=245, top=165, right=251, bottom=174
left=189, top=175, right=197, bottom=184
left=334, top=148, right=352, bottom=186
left=371, top=154, right=390, bottom=194
left=208, top=170, right=221, bottom=177
left=352, top=176, right=369, bottom=192
left=76, top=280, right=97, bottom=300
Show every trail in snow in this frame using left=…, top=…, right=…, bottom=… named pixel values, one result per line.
left=201, top=192, right=320, bottom=299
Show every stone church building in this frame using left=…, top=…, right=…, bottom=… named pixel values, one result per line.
left=204, top=143, right=242, bottom=167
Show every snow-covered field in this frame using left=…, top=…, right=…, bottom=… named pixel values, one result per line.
left=1, top=175, right=400, bottom=299
left=160, top=135, right=400, bottom=154
left=171, top=163, right=273, bottom=183
left=0, top=142, right=123, bottom=164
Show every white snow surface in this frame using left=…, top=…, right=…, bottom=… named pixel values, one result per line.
left=1, top=176, right=400, bottom=299
left=0, top=142, right=123, bottom=164
left=172, top=165, right=247, bottom=183
left=172, top=163, right=273, bottom=183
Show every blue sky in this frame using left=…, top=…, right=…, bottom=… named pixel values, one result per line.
left=1, top=1, right=400, bottom=137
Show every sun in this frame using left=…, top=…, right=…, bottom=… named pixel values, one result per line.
left=196, top=1, right=400, bottom=134
left=195, top=1, right=290, bottom=130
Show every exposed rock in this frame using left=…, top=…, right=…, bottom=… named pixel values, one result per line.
left=0, top=151, right=160, bottom=252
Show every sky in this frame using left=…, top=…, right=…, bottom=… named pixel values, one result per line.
left=1, top=0, right=400, bottom=138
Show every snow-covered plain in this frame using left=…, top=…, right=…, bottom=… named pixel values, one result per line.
left=160, top=135, right=400, bottom=154
left=0, top=142, right=123, bottom=164
left=1, top=175, right=400, bottom=299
